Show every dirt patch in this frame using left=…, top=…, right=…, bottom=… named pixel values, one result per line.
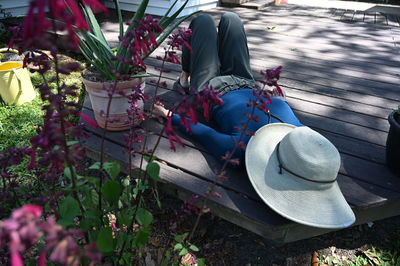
left=143, top=188, right=400, bottom=265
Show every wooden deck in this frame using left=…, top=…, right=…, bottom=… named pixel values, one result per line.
left=81, top=5, right=400, bottom=244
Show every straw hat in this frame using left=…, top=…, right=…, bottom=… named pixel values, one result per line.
left=245, top=123, right=355, bottom=229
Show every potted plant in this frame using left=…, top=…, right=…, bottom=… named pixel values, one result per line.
left=78, top=0, right=192, bottom=130
left=386, top=105, right=400, bottom=177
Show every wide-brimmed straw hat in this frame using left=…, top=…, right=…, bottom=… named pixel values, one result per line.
left=245, top=123, right=355, bottom=229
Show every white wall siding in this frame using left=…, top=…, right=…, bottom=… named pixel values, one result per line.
left=104, top=0, right=217, bottom=17
left=1, top=0, right=30, bottom=17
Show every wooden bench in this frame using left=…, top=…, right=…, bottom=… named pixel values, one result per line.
left=81, top=5, right=400, bottom=244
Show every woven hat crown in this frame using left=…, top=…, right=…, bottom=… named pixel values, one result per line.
left=278, top=127, right=341, bottom=185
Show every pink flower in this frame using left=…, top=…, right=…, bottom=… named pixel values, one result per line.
left=11, top=252, right=24, bottom=266
left=165, top=116, right=185, bottom=151
left=79, top=113, right=98, bottom=128
left=168, top=28, right=192, bottom=51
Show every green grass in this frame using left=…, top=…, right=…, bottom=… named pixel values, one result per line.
left=0, top=98, right=44, bottom=151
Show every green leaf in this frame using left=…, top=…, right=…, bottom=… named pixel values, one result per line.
left=174, top=243, right=183, bottom=251
left=197, top=258, right=206, bottom=266
left=122, top=177, right=130, bottom=187
left=59, top=196, right=80, bottom=222
left=159, top=0, right=190, bottom=30
left=121, top=252, right=132, bottom=265
left=67, top=140, right=79, bottom=146
left=133, top=228, right=150, bottom=249
left=104, top=161, right=121, bottom=180
left=101, top=180, right=121, bottom=205
left=57, top=218, right=74, bottom=227
left=189, top=244, right=199, bottom=252
left=91, top=189, right=99, bottom=206
left=83, top=5, right=108, bottom=45
left=146, top=162, right=160, bottom=181
left=174, top=232, right=188, bottom=243
left=89, top=162, right=101, bottom=170
left=97, top=227, right=114, bottom=253
left=179, top=248, right=188, bottom=256
left=131, top=0, right=149, bottom=24
left=63, top=167, right=74, bottom=179
left=136, top=208, right=153, bottom=227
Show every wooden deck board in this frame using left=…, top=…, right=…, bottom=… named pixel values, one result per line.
left=82, top=5, right=400, bottom=243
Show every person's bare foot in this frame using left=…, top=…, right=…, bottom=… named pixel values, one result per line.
left=179, top=71, right=190, bottom=88
left=152, top=102, right=169, bottom=118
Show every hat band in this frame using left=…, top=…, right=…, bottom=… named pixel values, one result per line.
left=276, top=142, right=337, bottom=184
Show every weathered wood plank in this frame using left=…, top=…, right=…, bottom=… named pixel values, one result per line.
left=145, top=59, right=400, bottom=106
left=285, top=87, right=392, bottom=120
left=364, top=12, right=376, bottom=24
left=387, top=14, right=400, bottom=27
left=341, top=9, right=355, bottom=22
left=376, top=12, right=388, bottom=26
left=250, top=56, right=400, bottom=90
left=353, top=10, right=365, bottom=23
left=287, top=97, right=389, bottom=132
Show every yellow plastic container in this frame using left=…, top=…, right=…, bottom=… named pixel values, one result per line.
left=0, top=61, right=35, bottom=105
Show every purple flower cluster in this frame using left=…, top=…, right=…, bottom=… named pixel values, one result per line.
left=119, top=16, right=163, bottom=69
left=259, top=65, right=283, bottom=96
left=164, top=28, right=192, bottom=64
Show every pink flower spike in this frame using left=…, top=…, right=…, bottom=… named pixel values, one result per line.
left=11, top=252, right=24, bottom=266
left=22, top=205, right=43, bottom=218
left=79, top=113, right=98, bottom=128
left=38, top=251, right=47, bottom=266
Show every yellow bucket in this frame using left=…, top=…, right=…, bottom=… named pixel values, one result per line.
left=0, top=61, right=36, bottom=105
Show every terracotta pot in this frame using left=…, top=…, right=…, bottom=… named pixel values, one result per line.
left=386, top=111, right=400, bottom=177
left=82, top=76, right=145, bottom=131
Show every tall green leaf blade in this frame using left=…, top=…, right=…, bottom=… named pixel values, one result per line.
left=159, top=0, right=179, bottom=24
left=112, top=0, right=124, bottom=38
left=159, top=0, right=190, bottom=30
left=79, top=40, right=113, bottom=79
left=131, top=0, right=149, bottom=24
left=82, top=5, right=108, bottom=45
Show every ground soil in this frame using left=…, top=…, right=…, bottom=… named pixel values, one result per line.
left=143, top=188, right=400, bottom=265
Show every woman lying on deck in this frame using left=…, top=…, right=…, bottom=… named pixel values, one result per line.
left=154, top=12, right=303, bottom=165
left=154, top=12, right=356, bottom=229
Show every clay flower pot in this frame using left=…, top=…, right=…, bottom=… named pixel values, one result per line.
left=386, top=110, right=400, bottom=177
left=82, top=76, right=145, bottom=131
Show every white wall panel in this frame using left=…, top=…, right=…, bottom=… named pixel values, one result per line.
left=1, top=0, right=30, bottom=17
